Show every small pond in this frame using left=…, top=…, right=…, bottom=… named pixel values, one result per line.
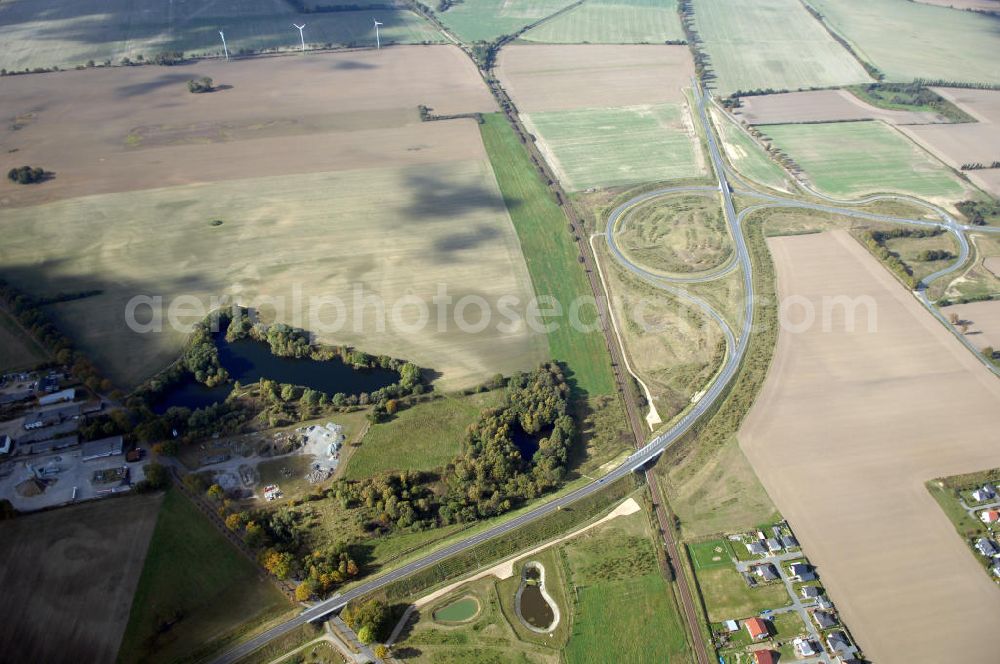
left=154, top=334, right=399, bottom=413
left=432, top=597, right=480, bottom=623
left=515, top=562, right=559, bottom=632
left=511, top=422, right=553, bottom=462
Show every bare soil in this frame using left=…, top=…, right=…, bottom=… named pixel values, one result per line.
left=913, top=0, right=999, bottom=11
left=740, top=230, right=1000, bottom=664
left=946, top=300, right=1000, bottom=349
left=496, top=44, right=693, bottom=112
left=0, top=46, right=497, bottom=208
left=734, top=89, right=944, bottom=125
left=0, top=493, right=163, bottom=664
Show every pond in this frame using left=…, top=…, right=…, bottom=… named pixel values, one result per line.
left=153, top=335, right=400, bottom=413
left=515, top=562, right=559, bottom=632
left=511, top=422, right=553, bottom=462
left=432, top=597, right=480, bottom=623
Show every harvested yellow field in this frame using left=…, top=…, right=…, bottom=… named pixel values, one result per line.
left=740, top=230, right=1000, bottom=664
left=496, top=44, right=693, bottom=112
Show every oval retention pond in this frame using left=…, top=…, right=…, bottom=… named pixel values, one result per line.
left=432, top=596, right=479, bottom=623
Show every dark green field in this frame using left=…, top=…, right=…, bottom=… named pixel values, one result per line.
left=479, top=113, right=615, bottom=397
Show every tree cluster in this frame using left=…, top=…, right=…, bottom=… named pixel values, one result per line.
left=183, top=320, right=229, bottom=386
left=957, top=199, right=1000, bottom=226
left=187, top=77, right=214, bottom=93
left=7, top=166, right=47, bottom=184
left=915, top=249, right=953, bottom=262
left=960, top=161, right=1000, bottom=170
left=341, top=599, right=391, bottom=644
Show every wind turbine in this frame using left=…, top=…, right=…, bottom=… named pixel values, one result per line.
left=219, top=30, right=230, bottom=61
left=373, top=18, right=383, bottom=50
left=292, top=23, right=306, bottom=52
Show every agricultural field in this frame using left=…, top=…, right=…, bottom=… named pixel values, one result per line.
left=0, top=494, right=162, bottom=664
left=898, top=89, right=1000, bottom=197
left=733, top=89, right=944, bottom=125
left=523, top=103, right=705, bottom=190
left=342, top=391, right=504, bottom=479
left=740, top=230, right=1000, bottom=664
left=913, top=0, right=1000, bottom=9
left=0, top=306, right=48, bottom=372
left=0, top=49, right=552, bottom=392
left=614, top=192, right=731, bottom=274
left=0, top=0, right=441, bottom=72
left=807, top=0, right=1000, bottom=86
left=497, top=44, right=693, bottom=112
left=709, top=108, right=789, bottom=191
left=691, top=0, right=871, bottom=96
left=761, top=121, right=969, bottom=199
left=943, top=300, right=1000, bottom=350
left=522, top=0, right=684, bottom=44
left=479, top=114, right=615, bottom=396
left=434, top=0, right=579, bottom=43
left=118, top=489, right=292, bottom=664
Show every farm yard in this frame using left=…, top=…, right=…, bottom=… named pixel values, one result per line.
left=691, top=0, right=871, bottom=96
left=522, top=0, right=684, bottom=44
left=761, top=121, right=968, bottom=199
left=740, top=230, right=1000, bottom=664
left=433, top=0, right=579, bottom=43
left=806, top=0, right=1000, bottom=86
left=0, top=0, right=441, bottom=72
left=523, top=103, right=705, bottom=190
left=733, top=89, right=947, bottom=126
left=0, top=47, right=552, bottom=391
left=0, top=494, right=163, bottom=664
left=497, top=44, right=693, bottom=112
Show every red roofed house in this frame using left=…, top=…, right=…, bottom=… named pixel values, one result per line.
left=745, top=617, right=770, bottom=641
left=981, top=510, right=1000, bottom=524
left=752, top=649, right=778, bottom=664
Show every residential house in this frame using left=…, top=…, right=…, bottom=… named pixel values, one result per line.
left=801, top=586, right=822, bottom=600
left=751, top=650, right=778, bottom=664
left=723, top=619, right=739, bottom=633
left=754, top=564, right=779, bottom=582
left=972, top=485, right=997, bottom=502
left=745, top=617, right=770, bottom=641
left=813, top=610, right=838, bottom=629
left=980, top=510, right=1000, bottom=524
left=781, top=534, right=799, bottom=548
left=746, top=541, right=766, bottom=556
left=765, top=538, right=782, bottom=553
left=817, top=596, right=834, bottom=610
left=788, top=562, right=816, bottom=581
left=793, top=637, right=817, bottom=657
left=974, top=538, right=999, bottom=558
left=827, top=631, right=852, bottom=656
left=991, top=563, right=1000, bottom=578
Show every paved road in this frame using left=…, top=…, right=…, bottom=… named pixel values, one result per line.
left=213, top=81, right=997, bottom=664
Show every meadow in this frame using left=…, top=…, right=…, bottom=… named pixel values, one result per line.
left=689, top=562, right=790, bottom=621
left=343, top=391, right=504, bottom=479
left=479, top=113, right=615, bottom=396
left=807, top=0, right=1000, bottom=86
left=709, top=108, right=789, bottom=191
left=692, top=0, right=871, bottom=96
left=523, top=103, right=704, bottom=190
left=117, top=489, right=292, bottom=664
left=0, top=0, right=440, bottom=71
left=522, top=0, right=684, bottom=44
left=762, top=121, right=967, bottom=199
left=434, top=0, right=579, bottom=42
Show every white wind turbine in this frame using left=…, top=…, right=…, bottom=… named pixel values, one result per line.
left=373, top=18, right=383, bottom=50
left=292, top=23, right=306, bottom=52
left=219, top=30, right=230, bottom=61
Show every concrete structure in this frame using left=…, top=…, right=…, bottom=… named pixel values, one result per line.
left=37, top=388, right=75, bottom=406
left=81, top=436, right=124, bottom=462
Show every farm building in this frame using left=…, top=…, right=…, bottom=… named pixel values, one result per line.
left=23, top=403, right=82, bottom=429
left=745, top=617, right=770, bottom=640
left=29, top=436, right=79, bottom=455
left=38, top=388, right=74, bottom=406
left=81, top=436, right=124, bottom=461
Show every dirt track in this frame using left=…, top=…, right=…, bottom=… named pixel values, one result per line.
left=740, top=230, right=1000, bottom=664
left=0, top=494, right=162, bottom=664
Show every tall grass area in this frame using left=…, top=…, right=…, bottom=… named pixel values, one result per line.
left=117, top=489, right=291, bottom=664
left=480, top=113, right=615, bottom=396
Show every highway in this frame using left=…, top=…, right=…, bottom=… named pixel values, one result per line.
left=214, top=82, right=998, bottom=663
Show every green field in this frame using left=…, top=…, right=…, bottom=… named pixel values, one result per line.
left=687, top=539, right=734, bottom=570
left=343, top=392, right=503, bottom=479
left=0, top=307, right=48, bottom=372
left=692, top=565, right=790, bottom=622
left=561, top=511, right=691, bottom=663
left=524, top=103, right=704, bottom=191
left=0, top=0, right=440, bottom=71
left=435, top=0, right=579, bottom=43
left=0, top=161, right=546, bottom=390
left=692, top=0, right=871, bottom=95
left=480, top=113, right=615, bottom=396
left=763, top=121, right=967, bottom=199
left=118, top=489, right=292, bottom=664
left=710, top=108, right=789, bottom=191
left=522, top=0, right=684, bottom=44
left=808, top=0, right=1000, bottom=85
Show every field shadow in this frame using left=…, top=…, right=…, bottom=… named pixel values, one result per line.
left=332, top=60, right=377, bottom=70
left=431, top=225, right=501, bottom=255
left=114, top=73, right=192, bottom=98
left=399, top=172, right=510, bottom=222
